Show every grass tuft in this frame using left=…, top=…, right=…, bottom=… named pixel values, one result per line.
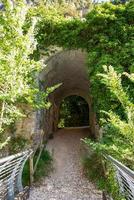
left=22, top=149, right=53, bottom=186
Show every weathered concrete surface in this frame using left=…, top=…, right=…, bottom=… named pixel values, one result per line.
left=29, top=128, right=102, bottom=200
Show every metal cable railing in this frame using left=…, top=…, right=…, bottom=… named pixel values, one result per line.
left=0, top=150, right=33, bottom=200
left=1, top=150, right=134, bottom=200
left=106, top=155, right=134, bottom=200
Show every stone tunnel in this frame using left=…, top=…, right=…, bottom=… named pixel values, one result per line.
left=38, top=50, right=98, bottom=140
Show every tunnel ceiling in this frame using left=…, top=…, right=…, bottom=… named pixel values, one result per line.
left=39, top=50, right=90, bottom=104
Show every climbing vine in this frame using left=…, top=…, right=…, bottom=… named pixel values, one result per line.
left=28, top=1, right=134, bottom=126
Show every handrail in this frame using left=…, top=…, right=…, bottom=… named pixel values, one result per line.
left=0, top=149, right=33, bottom=200
left=106, top=155, right=134, bottom=180
left=105, top=155, right=134, bottom=200
left=0, top=150, right=32, bottom=165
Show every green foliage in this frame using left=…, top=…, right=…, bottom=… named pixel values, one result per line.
left=0, top=0, right=54, bottom=148
left=84, top=66, right=134, bottom=198
left=29, top=4, right=134, bottom=197
left=82, top=153, right=125, bottom=200
left=8, top=135, right=29, bottom=154
left=82, top=152, right=105, bottom=188
left=32, top=1, right=134, bottom=122
left=22, top=160, right=30, bottom=186
left=0, top=0, right=37, bottom=143
left=99, top=67, right=133, bottom=164
left=86, top=2, right=134, bottom=121
left=0, top=1, right=133, bottom=198
left=33, top=0, right=92, bottom=9
left=22, top=149, right=52, bottom=186
left=34, top=149, right=52, bottom=182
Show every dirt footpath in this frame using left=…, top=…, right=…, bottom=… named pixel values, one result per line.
left=29, top=127, right=102, bottom=200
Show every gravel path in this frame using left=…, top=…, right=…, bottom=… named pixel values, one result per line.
left=29, top=128, right=102, bottom=200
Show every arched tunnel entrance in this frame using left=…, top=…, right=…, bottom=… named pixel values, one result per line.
left=58, top=95, right=89, bottom=128
left=30, top=51, right=102, bottom=200
left=38, top=50, right=98, bottom=139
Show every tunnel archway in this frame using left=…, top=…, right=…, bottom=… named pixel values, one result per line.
left=38, top=50, right=98, bottom=139
left=58, top=95, right=89, bottom=128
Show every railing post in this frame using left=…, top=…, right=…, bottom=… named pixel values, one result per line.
left=7, top=155, right=24, bottom=199
left=16, top=153, right=30, bottom=193
left=7, top=177, right=15, bottom=200
left=29, top=155, right=34, bottom=185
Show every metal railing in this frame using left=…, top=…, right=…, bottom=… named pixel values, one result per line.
left=0, top=150, right=33, bottom=200
left=106, top=155, right=134, bottom=200
left=1, top=150, right=134, bottom=200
